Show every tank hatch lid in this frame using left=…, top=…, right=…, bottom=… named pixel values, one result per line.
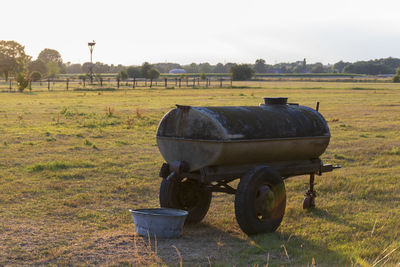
left=263, top=97, right=288, bottom=105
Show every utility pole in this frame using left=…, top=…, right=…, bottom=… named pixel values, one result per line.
left=88, top=41, right=96, bottom=84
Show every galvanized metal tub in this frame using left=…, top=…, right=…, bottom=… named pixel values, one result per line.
left=157, top=98, right=330, bottom=172
left=129, top=208, right=188, bottom=238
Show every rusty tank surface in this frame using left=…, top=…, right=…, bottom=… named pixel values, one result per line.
left=156, top=97, right=340, bottom=235
left=157, top=97, right=330, bottom=172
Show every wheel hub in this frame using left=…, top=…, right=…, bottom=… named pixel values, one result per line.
left=255, top=184, right=275, bottom=220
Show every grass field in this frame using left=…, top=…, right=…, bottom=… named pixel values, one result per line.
left=0, top=81, right=399, bottom=266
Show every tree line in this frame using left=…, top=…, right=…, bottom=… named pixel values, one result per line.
left=2, top=40, right=400, bottom=91
left=66, top=58, right=400, bottom=76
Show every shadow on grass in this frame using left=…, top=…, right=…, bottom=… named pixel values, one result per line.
left=248, top=224, right=349, bottom=265
left=154, top=220, right=349, bottom=265
left=308, top=207, right=369, bottom=231
left=153, top=222, right=240, bottom=265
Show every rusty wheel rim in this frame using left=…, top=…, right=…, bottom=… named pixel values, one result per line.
left=255, top=184, right=275, bottom=220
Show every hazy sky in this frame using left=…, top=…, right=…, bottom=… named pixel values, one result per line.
left=2, top=0, right=400, bottom=65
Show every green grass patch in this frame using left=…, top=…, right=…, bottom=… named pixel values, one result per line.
left=388, top=146, right=400, bottom=155
left=27, top=161, right=95, bottom=172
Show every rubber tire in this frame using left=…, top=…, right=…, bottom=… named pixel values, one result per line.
left=159, top=178, right=212, bottom=223
left=235, top=166, right=286, bottom=235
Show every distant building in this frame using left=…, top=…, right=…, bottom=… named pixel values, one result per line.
left=169, top=68, right=186, bottom=74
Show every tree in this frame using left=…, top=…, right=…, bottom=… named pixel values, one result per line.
left=27, top=59, right=47, bottom=76
left=127, top=66, right=142, bottom=78
left=93, top=62, right=110, bottom=73
left=199, top=62, right=213, bottom=73
left=82, top=62, right=91, bottom=73
left=254, top=59, right=267, bottom=73
left=293, top=65, right=305, bottom=73
left=38, top=48, right=65, bottom=74
left=15, top=72, right=29, bottom=92
left=310, top=63, right=325, bottom=73
left=148, top=68, right=160, bottom=80
left=65, top=63, right=82, bottom=74
left=184, top=63, right=199, bottom=73
left=332, top=61, right=351, bottom=73
left=343, top=62, right=391, bottom=75
left=230, top=64, right=254, bottom=81
left=148, top=68, right=160, bottom=87
left=393, top=68, right=400, bottom=83
left=118, top=69, right=128, bottom=80
left=141, top=62, right=152, bottom=78
left=29, top=71, right=42, bottom=82
left=38, top=48, right=62, bottom=65
left=46, top=61, right=60, bottom=78
left=153, top=62, right=182, bottom=73
left=224, top=63, right=236, bottom=72
left=0, top=40, right=30, bottom=81
left=279, top=65, right=288, bottom=73
left=214, top=63, right=227, bottom=73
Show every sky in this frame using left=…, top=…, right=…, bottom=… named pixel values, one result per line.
left=2, top=0, right=400, bottom=66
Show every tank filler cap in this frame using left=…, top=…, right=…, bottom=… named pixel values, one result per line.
left=263, top=97, right=288, bottom=105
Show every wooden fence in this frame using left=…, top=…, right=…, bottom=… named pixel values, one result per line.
left=0, top=77, right=233, bottom=92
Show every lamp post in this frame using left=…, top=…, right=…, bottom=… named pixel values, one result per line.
left=88, top=40, right=96, bottom=84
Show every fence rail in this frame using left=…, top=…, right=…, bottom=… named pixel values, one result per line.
left=0, top=77, right=233, bottom=92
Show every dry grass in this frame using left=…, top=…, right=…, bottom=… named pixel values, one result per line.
left=0, top=81, right=399, bottom=265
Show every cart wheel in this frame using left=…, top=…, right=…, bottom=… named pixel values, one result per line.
left=302, top=195, right=315, bottom=209
left=235, top=166, right=286, bottom=235
left=160, top=177, right=212, bottom=223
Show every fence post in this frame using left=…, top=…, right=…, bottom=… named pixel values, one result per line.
left=48, top=79, right=50, bottom=91
left=186, top=77, right=189, bottom=87
left=179, top=78, right=181, bottom=88
left=133, top=78, right=135, bottom=89
left=206, top=78, right=208, bottom=88
left=220, top=78, right=222, bottom=88
left=197, top=77, right=200, bottom=86
left=165, top=78, right=167, bottom=88
left=117, top=78, right=120, bottom=88
left=192, top=77, right=195, bottom=88
left=100, top=77, right=103, bottom=87
left=29, top=80, right=32, bottom=92
left=9, top=79, right=12, bottom=91
left=83, top=78, right=86, bottom=88
left=230, top=78, right=232, bottom=87
left=175, top=78, right=177, bottom=86
left=66, top=78, right=69, bottom=90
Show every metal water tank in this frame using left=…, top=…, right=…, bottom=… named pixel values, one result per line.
left=157, top=97, right=330, bottom=172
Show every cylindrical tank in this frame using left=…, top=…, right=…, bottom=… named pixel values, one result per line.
left=157, top=97, right=330, bottom=172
